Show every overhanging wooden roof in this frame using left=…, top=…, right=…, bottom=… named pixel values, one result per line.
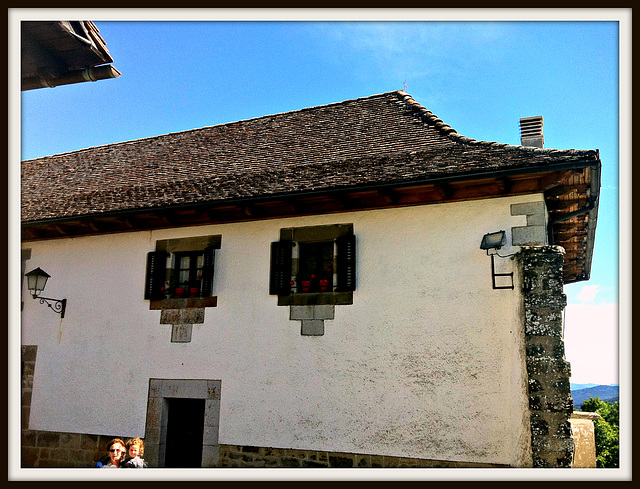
left=21, top=21, right=120, bottom=91
left=21, top=91, right=601, bottom=283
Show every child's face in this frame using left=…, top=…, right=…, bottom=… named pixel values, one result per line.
left=128, top=445, right=140, bottom=458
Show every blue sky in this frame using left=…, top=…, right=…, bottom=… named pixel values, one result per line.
left=15, top=10, right=628, bottom=386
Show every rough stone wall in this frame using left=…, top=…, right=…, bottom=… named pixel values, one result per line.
left=21, top=346, right=37, bottom=433
left=20, top=435, right=508, bottom=468
left=520, top=246, right=574, bottom=467
left=21, top=429, right=124, bottom=468
left=217, top=445, right=508, bottom=468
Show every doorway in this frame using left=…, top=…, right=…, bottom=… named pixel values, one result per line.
left=144, top=379, right=221, bottom=467
left=164, top=398, right=206, bottom=468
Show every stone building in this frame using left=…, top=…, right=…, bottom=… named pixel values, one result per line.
left=19, top=91, right=601, bottom=468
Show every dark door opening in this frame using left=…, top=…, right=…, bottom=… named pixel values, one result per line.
left=164, top=398, right=206, bottom=468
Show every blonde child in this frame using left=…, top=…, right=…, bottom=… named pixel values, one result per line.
left=122, top=437, right=147, bottom=468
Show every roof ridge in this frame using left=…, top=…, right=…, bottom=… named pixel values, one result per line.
left=23, top=90, right=587, bottom=162
left=394, top=91, right=582, bottom=155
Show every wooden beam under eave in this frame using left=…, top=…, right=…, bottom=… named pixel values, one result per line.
left=554, top=230, right=587, bottom=242
left=495, top=177, right=511, bottom=194
left=88, top=221, right=103, bottom=232
left=435, top=183, right=452, bottom=200
left=280, top=199, right=304, bottom=214
left=375, top=188, right=398, bottom=205
left=547, top=197, right=588, bottom=211
left=554, top=221, right=586, bottom=233
left=281, top=200, right=301, bottom=214
left=115, top=217, right=136, bottom=228
left=502, top=176, right=546, bottom=194
left=326, top=193, right=350, bottom=209
left=563, top=272, right=579, bottom=282
left=545, top=183, right=590, bottom=198
left=391, top=187, right=437, bottom=205
left=53, top=224, right=68, bottom=235
left=334, top=190, right=396, bottom=210
left=249, top=200, right=300, bottom=219
left=447, top=181, right=511, bottom=201
left=243, top=205, right=255, bottom=217
left=202, top=207, right=239, bottom=223
left=540, top=170, right=577, bottom=190
left=158, top=214, right=179, bottom=226
left=560, top=242, right=583, bottom=252
left=21, top=227, right=41, bottom=240
left=203, top=205, right=244, bottom=222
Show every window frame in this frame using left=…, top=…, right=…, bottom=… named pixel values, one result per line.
left=145, top=235, right=221, bottom=310
left=270, top=224, right=355, bottom=306
left=297, top=240, right=335, bottom=293
left=172, top=250, right=206, bottom=298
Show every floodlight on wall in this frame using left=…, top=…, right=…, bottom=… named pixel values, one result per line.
left=25, top=267, right=67, bottom=318
left=479, top=231, right=514, bottom=290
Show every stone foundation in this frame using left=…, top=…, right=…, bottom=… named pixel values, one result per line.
left=21, top=429, right=124, bottom=468
left=20, top=433, right=508, bottom=468
left=217, top=445, right=508, bottom=468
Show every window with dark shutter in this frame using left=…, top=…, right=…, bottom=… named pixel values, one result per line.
left=200, top=246, right=215, bottom=297
left=145, top=250, right=168, bottom=300
left=145, top=235, right=221, bottom=309
left=270, top=241, right=293, bottom=295
left=269, top=224, right=355, bottom=306
left=336, top=234, right=356, bottom=292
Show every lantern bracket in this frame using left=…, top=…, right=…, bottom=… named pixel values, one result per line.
left=36, top=296, right=67, bottom=318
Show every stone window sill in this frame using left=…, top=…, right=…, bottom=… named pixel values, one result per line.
left=149, top=296, right=218, bottom=310
left=277, top=291, right=352, bottom=306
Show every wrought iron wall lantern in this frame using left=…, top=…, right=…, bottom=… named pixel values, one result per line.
left=25, top=267, right=67, bottom=318
left=480, top=230, right=514, bottom=290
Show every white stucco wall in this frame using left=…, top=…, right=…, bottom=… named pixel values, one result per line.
left=20, top=194, right=542, bottom=466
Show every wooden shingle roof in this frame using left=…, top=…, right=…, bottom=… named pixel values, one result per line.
left=21, top=91, right=601, bottom=282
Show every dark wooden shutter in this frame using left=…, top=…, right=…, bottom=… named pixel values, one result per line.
left=144, top=251, right=168, bottom=300
left=200, top=246, right=216, bottom=297
left=269, top=241, right=292, bottom=295
left=336, top=234, right=356, bottom=292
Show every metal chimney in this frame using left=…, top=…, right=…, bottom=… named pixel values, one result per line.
left=519, top=116, right=544, bottom=148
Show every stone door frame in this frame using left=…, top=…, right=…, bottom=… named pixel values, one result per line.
left=144, top=378, right=221, bottom=467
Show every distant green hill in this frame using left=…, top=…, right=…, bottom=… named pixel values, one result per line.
left=571, top=384, right=619, bottom=410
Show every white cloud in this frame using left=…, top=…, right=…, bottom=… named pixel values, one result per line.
left=576, top=284, right=601, bottom=302
left=563, top=303, right=619, bottom=385
left=316, top=22, right=510, bottom=79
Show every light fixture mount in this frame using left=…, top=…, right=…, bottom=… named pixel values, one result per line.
left=25, top=267, right=67, bottom=318
left=480, top=230, right=507, bottom=251
left=479, top=231, right=514, bottom=290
